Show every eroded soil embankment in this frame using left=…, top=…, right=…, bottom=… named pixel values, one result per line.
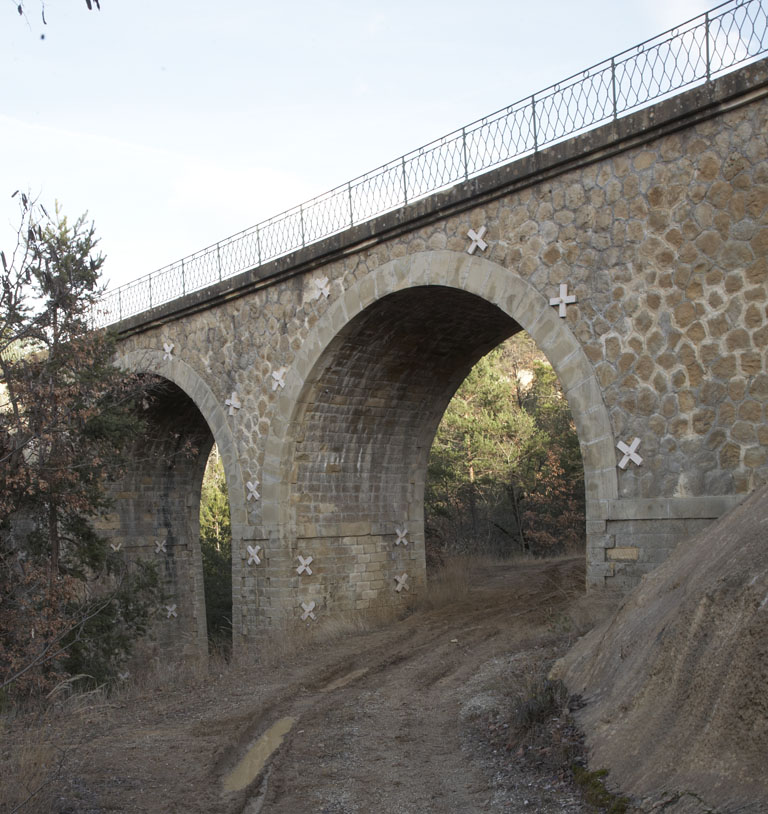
left=554, top=485, right=768, bottom=814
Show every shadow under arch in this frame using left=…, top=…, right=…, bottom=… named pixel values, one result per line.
left=112, top=349, right=247, bottom=660
left=261, top=251, right=617, bottom=621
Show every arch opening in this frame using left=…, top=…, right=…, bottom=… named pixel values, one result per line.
left=424, top=332, right=586, bottom=567
left=199, top=444, right=233, bottom=654
left=101, top=377, right=225, bottom=662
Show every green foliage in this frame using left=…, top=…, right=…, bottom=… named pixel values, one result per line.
left=572, top=766, right=631, bottom=813
left=0, top=198, right=161, bottom=696
left=61, top=558, right=161, bottom=687
left=426, top=334, right=585, bottom=558
left=512, top=677, right=569, bottom=734
left=199, top=448, right=232, bottom=648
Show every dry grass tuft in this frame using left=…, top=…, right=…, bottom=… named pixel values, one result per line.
left=0, top=717, right=58, bottom=814
left=411, top=554, right=475, bottom=610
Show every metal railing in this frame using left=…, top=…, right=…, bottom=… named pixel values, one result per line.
left=93, top=0, right=768, bottom=327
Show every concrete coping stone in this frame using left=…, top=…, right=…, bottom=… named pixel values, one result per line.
left=601, top=494, right=748, bottom=521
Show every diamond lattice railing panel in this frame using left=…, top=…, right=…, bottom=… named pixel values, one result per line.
left=259, top=210, right=304, bottom=262
left=182, top=250, right=218, bottom=294
left=536, top=68, right=614, bottom=146
left=465, top=101, right=536, bottom=175
left=350, top=163, right=405, bottom=222
left=302, top=187, right=352, bottom=244
left=616, top=25, right=707, bottom=112
left=219, top=230, right=260, bottom=275
left=711, top=2, right=768, bottom=73
left=405, top=133, right=466, bottom=200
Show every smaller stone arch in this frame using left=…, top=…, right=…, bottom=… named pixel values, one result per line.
left=116, top=350, right=246, bottom=522
left=111, top=349, right=248, bottom=658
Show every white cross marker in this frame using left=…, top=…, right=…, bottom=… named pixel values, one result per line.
left=162, top=342, right=174, bottom=361
left=271, top=367, right=287, bottom=391
left=301, top=600, right=317, bottom=622
left=297, top=555, right=313, bottom=576
left=155, top=538, right=167, bottom=555
left=394, top=526, right=409, bottom=546
left=467, top=226, right=488, bottom=254
left=394, top=573, right=409, bottom=593
left=549, top=283, right=577, bottom=318
left=225, top=391, right=241, bottom=415
left=165, top=604, right=177, bottom=619
left=312, top=275, right=330, bottom=300
left=118, top=671, right=130, bottom=681
left=246, top=480, right=260, bottom=502
left=247, top=544, right=262, bottom=566
left=110, top=542, right=122, bottom=552
left=617, top=438, right=643, bottom=469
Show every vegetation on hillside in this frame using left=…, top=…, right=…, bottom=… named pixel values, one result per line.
left=199, top=449, right=232, bottom=650
left=0, top=197, right=161, bottom=699
left=425, top=333, right=585, bottom=560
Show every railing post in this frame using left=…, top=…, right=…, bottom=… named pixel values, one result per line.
left=462, top=127, right=469, bottom=181
left=118, top=289, right=122, bottom=323
left=300, top=204, right=306, bottom=247
left=256, top=225, right=262, bottom=266
left=348, top=181, right=354, bottom=227
left=148, top=274, right=152, bottom=310
left=531, top=94, right=538, bottom=152
left=401, top=156, right=408, bottom=205
left=705, top=11, right=711, bottom=82
left=181, top=259, right=186, bottom=296
left=611, top=57, right=618, bottom=120
left=217, top=242, right=222, bottom=282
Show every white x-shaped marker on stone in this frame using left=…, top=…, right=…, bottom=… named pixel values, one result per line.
left=166, top=604, right=177, bottom=618
left=467, top=226, right=488, bottom=254
left=162, top=342, right=174, bottom=361
left=118, top=671, right=130, bottom=681
left=394, top=526, right=409, bottom=546
left=617, top=438, right=643, bottom=469
left=313, top=275, right=330, bottom=300
left=110, top=542, right=122, bottom=552
left=297, top=555, right=313, bottom=576
left=247, top=544, right=262, bottom=566
left=549, top=283, right=577, bottom=318
left=225, top=391, right=241, bottom=415
left=155, top=538, right=167, bottom=555
left=271, top=367, right=287, bottom=391
left=301, top=600, right=317, bottom=622
left=394, top=573, right=409, bottom=593
left=246, top=480, right=261, bottom=502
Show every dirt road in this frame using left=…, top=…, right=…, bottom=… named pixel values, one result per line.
left=5, top=557, right=603, bottom=813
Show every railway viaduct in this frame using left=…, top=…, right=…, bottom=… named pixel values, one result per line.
left=99, top=52, right=768, bottom=659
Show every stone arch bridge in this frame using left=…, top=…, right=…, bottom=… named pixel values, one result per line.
left=101, top=60, right=768, bottom=659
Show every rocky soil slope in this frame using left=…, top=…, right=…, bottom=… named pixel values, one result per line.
left=553, top=485, right=768, bottom=813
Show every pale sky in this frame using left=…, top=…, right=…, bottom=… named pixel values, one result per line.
left=2, top=0, right=715, bottom=292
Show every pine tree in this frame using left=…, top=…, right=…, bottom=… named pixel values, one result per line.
left=199, top=447, right=232, bottom=647
left=426, top=335, right=585, bottom=559
left=0, top=197, right=160, bottom=696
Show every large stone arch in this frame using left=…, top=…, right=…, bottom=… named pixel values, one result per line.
left=111, top=350, right=248, bottom=658
left=260, top=250, right=616, bottom=622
